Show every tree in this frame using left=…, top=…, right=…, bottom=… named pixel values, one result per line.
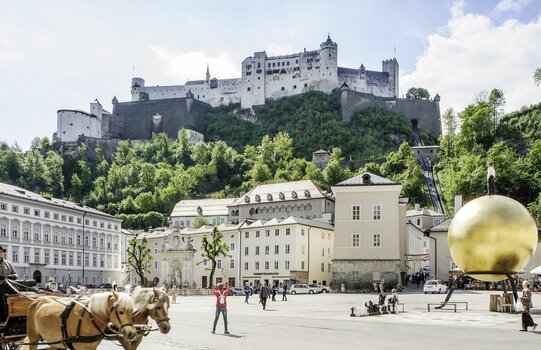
left=441, top=108, right=458, bottom=159
left=194, top=216, right=210, bottom=228
left=126, top=233, right=153, bottom=287
left=406, top=87, right=430, bottom=100
left=200, top=227, right=229, bottom=288
left=139, top=91, right=150, bottom=101
left=534, top=67, right=541, bottom=86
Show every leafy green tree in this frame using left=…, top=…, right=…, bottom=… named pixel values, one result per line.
left=456, top=101, right=494, bottom=152
left=194, top=216, right=210, bottom=228
left=406, top=87, right=430, bottom=100
left=0, top=146, right=23, bottom=183
left=45, top=151, right=64, bottom=197
left=381, top=142, right=428, bottom=206
left=126, top=233, right=153, bottom=287
left=441, top=108, right=458, bottom=158
left=139, top=91, right=150, bottom=101
left=534, top=67, right=541, bottom=86
left=249, top=161, right=272, bottom=184
left=200, top=227, right=230, bottom=288
left=21, top=149, right=50, bottom=193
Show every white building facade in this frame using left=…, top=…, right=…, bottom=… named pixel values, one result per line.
left=331, top=172, right=407, bottom=288
left=227, top=180, right=334, bottom=224
left=170, top=198, right=236, bottom=228
left=0, top=182, right=123, bottom=287
left=133, top=217, right=333, bottom=289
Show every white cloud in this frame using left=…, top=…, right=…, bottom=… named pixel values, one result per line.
left=264, top=42, right=298, bottom=56
left=148, top=46, right=240, bottom=82
left=401, top=2, right=541, bottom=114
left=495, top=0, right=532, bottom=13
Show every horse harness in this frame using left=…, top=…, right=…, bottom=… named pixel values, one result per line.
left=60, top=299, right=134, bottom=350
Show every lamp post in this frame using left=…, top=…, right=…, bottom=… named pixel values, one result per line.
left=68, top=269, right=71, bottom=287
left=81, top=210, right=87, bottom=281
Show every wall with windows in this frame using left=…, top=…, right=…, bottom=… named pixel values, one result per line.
left=0, top=184, right=122, bottom=287
left=331, top=174, right=406, bottom=287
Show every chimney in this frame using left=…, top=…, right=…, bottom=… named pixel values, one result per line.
left=454, top=195, right=463, bottom=215
left=414, top=203, right=420, bottom=211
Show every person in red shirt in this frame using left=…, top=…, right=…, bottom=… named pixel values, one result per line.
left=212, top=282, right=230, bottom=334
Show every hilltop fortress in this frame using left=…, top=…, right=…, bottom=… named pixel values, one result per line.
left=55, top=35, right=441, bottom=157
left=131, top=35, right=399, bottom=109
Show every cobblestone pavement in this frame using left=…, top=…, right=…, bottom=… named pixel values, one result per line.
left=99, top=290, right=541, bottom=350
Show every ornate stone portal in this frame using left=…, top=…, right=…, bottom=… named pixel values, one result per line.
left=159, top=229, right=197, bottom=288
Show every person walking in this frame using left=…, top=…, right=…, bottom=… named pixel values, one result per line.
left=378, top=279, right=386, bottom=306
left=519, top=280, right=537, bottom=332
left=259, top=282, right=269, bottom=310
left=271, top=283, right=277, bottom=301
left=389, top=288, right=399, bottom=314
left=282, top=283, right=288, bottom=301
left=212, top=282, right=230, bottom=334
left=171, top=285, right=178, bottom=304
left=243, top=282, right=252, bottom=304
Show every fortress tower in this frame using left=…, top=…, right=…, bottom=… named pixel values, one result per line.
left=382, top=59, right=399, bottom=98
left=318, top=35, right=338, bottom=92
left=131, top=77, right=145, bottom=101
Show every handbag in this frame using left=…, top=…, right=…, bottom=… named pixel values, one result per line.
left=516, top=300, right=523, bottom=313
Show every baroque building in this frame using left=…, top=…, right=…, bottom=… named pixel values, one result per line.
left=0, top=182, right=123, bottom=287
left=132, top=217, right=333, bottom=289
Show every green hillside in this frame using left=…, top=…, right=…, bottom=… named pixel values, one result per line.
left=206, top=91, right=418, bottom=161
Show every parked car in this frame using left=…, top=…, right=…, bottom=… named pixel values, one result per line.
left=423, top=280, right=448, bottom=294
left=308, top=283, right=331, bottom=293
left=289, top=284, right=321, bottom=294
left=96, top=283, right=113, bottom=289
left=230, top=287, right=245, bottom=296
left=421, top=266, right=430, bottom=273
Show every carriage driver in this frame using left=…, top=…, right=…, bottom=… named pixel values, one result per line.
left=0, top=245, right=18, bottom=320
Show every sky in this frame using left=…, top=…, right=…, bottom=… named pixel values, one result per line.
left=1, top=0, right=540, bottom=150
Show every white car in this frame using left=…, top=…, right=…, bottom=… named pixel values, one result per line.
left=289, top=284, right=321, bottom=294
left=423, top=280, right=448, bottom=294
left=308, top=283, right=331, bottom=293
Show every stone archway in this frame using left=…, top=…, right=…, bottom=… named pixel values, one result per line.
left=33, top=270, right=42, bottom=284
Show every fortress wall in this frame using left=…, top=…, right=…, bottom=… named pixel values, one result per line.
left=109, top=98, right=209, bottom=140
left=341, top=89, right=441, bottom=136
left=140, top=79, right=241, bottom=107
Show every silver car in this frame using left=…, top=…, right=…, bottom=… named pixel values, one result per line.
left=290, top=284, right=321, bottom=294
left=308, top=283, right=330, bottom=293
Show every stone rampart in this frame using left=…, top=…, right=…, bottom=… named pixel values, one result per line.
left=340, top=89, right=441, bottom=136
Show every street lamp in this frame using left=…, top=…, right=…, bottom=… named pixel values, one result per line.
left=82, top=210, right=87, bottom=281
left=68, top=269, right=71, bottom=287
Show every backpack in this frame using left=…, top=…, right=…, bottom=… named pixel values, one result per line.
left=218, top=290, right=225, bottom=304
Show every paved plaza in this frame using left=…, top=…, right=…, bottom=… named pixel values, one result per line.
left=101, top=289, right=541, bottom=350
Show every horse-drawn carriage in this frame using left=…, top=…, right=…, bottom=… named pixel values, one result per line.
left=0, top=279, right=171, bottom=350
left=0, top=280, right=44, bottom=350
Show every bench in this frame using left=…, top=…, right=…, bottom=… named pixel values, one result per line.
left=427, top=303, right=457, bottom=312
left=427, top=301, right=469, bottom=312
left=448, top=301, right=468, bottom=310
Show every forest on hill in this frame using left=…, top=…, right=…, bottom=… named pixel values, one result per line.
left=1, top=90, right=540, bottom=229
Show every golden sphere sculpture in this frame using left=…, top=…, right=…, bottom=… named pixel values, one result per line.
left=448, top=195, right=537, bottom=282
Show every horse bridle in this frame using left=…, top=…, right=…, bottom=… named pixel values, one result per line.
left=109, top=302, right=134, bottom=332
